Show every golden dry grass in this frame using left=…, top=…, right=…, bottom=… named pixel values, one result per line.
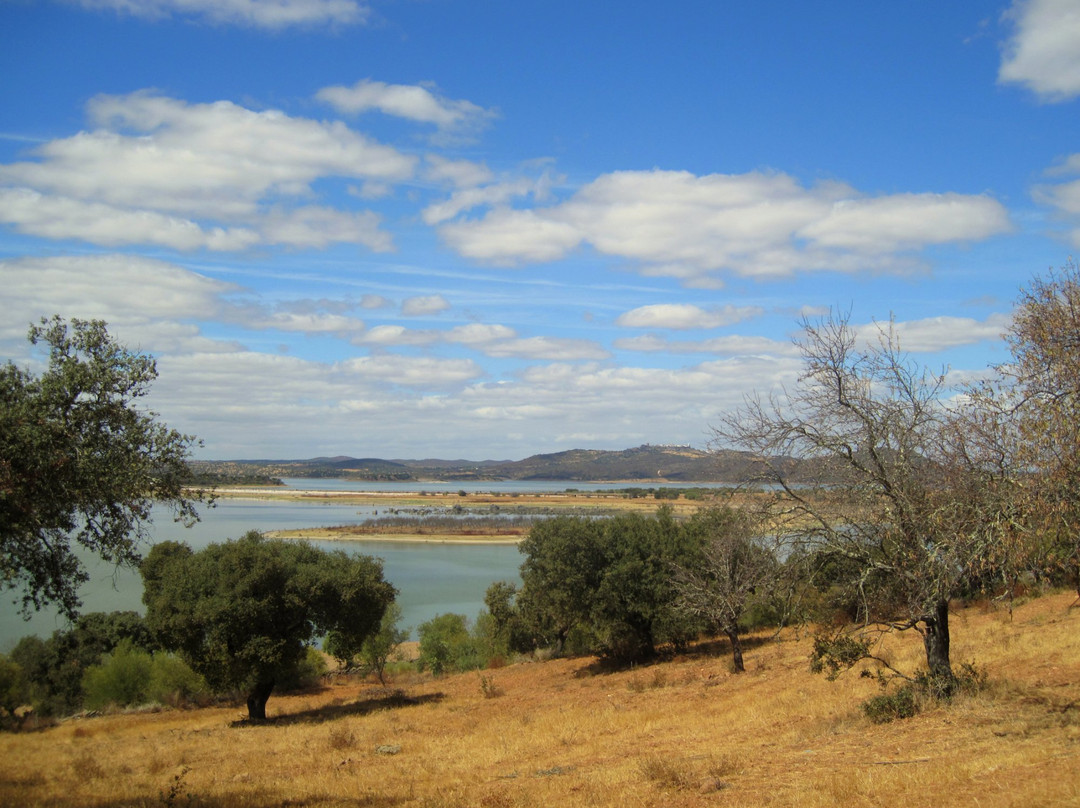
left=3, top=591, right=1079, bottom=807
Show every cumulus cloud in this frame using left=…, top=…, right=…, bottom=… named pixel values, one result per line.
left=0, top=91, right=412, bottom=251
left=616, top=303, right=763, bottom=330
left=615, top=334, right=799, bottom=357
left=352, top=325, right=439, bottom=346
left=69, top=0, right=368, bottom=29
left=853, top=314, right=1012, bottom=353
left=316, top=80, right=496, bottom=141
left=999, top=0, right=1080, bottom=101
left=261, top=206, right=393, bottom=250
left=1033, top=154, right=1080, bottom=246
left=424, top=155, right=494, bottom=189
left=401, top=295, right=451, bottom=316
left=436, top=169, right=1011, bottom=283
left=344, top=355, right=484, bottom=386
left=1, top=253, right=235, bottom=326
left=482, top=337, right=611, bottom=361
left=0, top=188, right=260, bottom=251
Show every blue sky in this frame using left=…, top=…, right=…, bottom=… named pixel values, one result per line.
left=2, top=0, right=1079, bottom=460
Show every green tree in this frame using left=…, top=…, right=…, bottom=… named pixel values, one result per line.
left=1, top=316, right=206, bottom=619
left=416, top=613, right=480, bottom=675
left=7, top=610, right=157, bottom=716
left=141, top=532, right=395, bottom=720
left=515, top=509, right=703, bottom=663
left=326, top=602, right=408, bottom=686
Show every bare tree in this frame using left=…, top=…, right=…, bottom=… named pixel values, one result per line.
left=673, top=507, right=779, bottom=672
left=713, top=313, right=1009, bottom=686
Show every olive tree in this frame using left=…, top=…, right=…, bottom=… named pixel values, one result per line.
left=673, top=506, right=780, bottom=673
left=1, top=316, right=205, bottom=619
left=996, top=262, right=1080, bottom=590
left=714, top=313, right=1008, bottom=686
left=141, top=532, right=395, bottom=720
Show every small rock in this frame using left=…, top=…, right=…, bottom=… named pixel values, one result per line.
left=375, top=744, right=401, bottom=755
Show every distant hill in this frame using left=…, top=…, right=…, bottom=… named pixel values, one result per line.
left=189, top=444, right=804, bottom=483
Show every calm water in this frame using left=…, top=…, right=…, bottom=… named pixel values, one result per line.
left=1, top=492, right=525, bottom=650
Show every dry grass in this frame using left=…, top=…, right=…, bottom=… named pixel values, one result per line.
left=3, top=592, right=1079, bottom=807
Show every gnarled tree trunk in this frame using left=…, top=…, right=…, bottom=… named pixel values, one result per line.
left=922, top=598, right=953, bottom=686
left=246, top=678, right=275, bottom=720
left=725, top=626, right=745, bottom=673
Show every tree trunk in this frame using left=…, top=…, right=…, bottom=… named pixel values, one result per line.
left=922, top=598, right=953, bottom=684
left=246, top=679, right=275, bottom=720
left=725, top=626, right=745, bottom=673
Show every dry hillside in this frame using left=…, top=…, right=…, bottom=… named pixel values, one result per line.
left=2, top=592, right=1079, bottom=807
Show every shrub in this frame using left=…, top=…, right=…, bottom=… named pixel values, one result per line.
left=147, top=654, right=208, bottom=707
left=82, top=639, right=154, bottom=710
left=417, top=613, right=483, bottom=675
left=82, top=642, right=208, bottom=711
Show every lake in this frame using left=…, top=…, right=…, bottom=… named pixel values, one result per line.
left=1, top=477, right=735, bottom=650
left=0, top=490, right=526, bottom=650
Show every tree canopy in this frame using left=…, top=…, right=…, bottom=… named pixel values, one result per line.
left=1, top=316, right=205, bottom=619
left=141, top=531, right=395, bottom=719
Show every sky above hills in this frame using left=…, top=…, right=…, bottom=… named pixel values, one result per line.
left=2, top=0, right=1079, bottom=459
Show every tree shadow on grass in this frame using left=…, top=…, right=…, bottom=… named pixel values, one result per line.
left=572, top=633, right=776, bottom=677
left=230, top=690, right=446, bottom=728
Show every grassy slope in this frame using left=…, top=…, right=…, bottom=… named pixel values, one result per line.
left=2, top=592, right=1079, bottom=807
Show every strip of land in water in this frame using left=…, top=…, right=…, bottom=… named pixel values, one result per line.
left=209, top=485, right=731, bottom=543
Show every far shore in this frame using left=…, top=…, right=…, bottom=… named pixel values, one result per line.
left=265, top=528, right=524, bottom=545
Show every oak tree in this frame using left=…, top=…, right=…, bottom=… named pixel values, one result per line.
left=1, top=316, right=205, bottom=619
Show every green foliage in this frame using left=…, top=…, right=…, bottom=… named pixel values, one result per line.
left=0, top=655, right=25, bottom=721
left=326, top=602, right=408, bottom=685
left=1, top=316, right=206, bottom=619
left=515, top=508, right=705, bottom=663
left=141, top=531, right=395, bottom=719
left=860, top=664, right=987, bottom=723
left=81, top=640, right=208, bottom=711
left=81, top=639, right=154, bottom=710
left=7, top=610, right=157, bottom=716
left=417, top=613, right=482, bottom=675
left=861, top=686, right=919, bottom=724
left=809, top=631, right=873, bottom=680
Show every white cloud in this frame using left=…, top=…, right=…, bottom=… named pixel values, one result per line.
left=69, top=0, right=368, bottom=29
left=360, top=295, right=391, bottom=309
left=483, top=337, right=610, bottom=361
left=616, top=303, right=763, bottom=330
left=437, top=169, right=1011, bottom=282
left=1, top=253, right=235, bottom=325
left=316, top=80, right=496, bottom=140
left=261, top=206, right=393, bottom=250
left=344, top=355, right=484, bottom=386
left=854, top=314, right=1012, bottom=353
left=424, top=155, right=494, bottom=189
left=0, top=187, right=260, bottom=251
left=798, top=194, right=1013, bottom=251
left=1033, top=155, right=1080, bottom=246
left=247, top=311, right=366, bottom=336
left=0, top=92, right=412, bottom=252
left=401, top=295, right=451, bottom=316
left=422, top=178, right=538, bottom=226
left=446, top=323, right=517, bottom=344
left=352, top=325, right=438, bottom=346
left=440, top=208, right=583, bottom=264
left=999, top=0, right=1080, bottom=101
left=615, top=334, right=799, bottom=357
